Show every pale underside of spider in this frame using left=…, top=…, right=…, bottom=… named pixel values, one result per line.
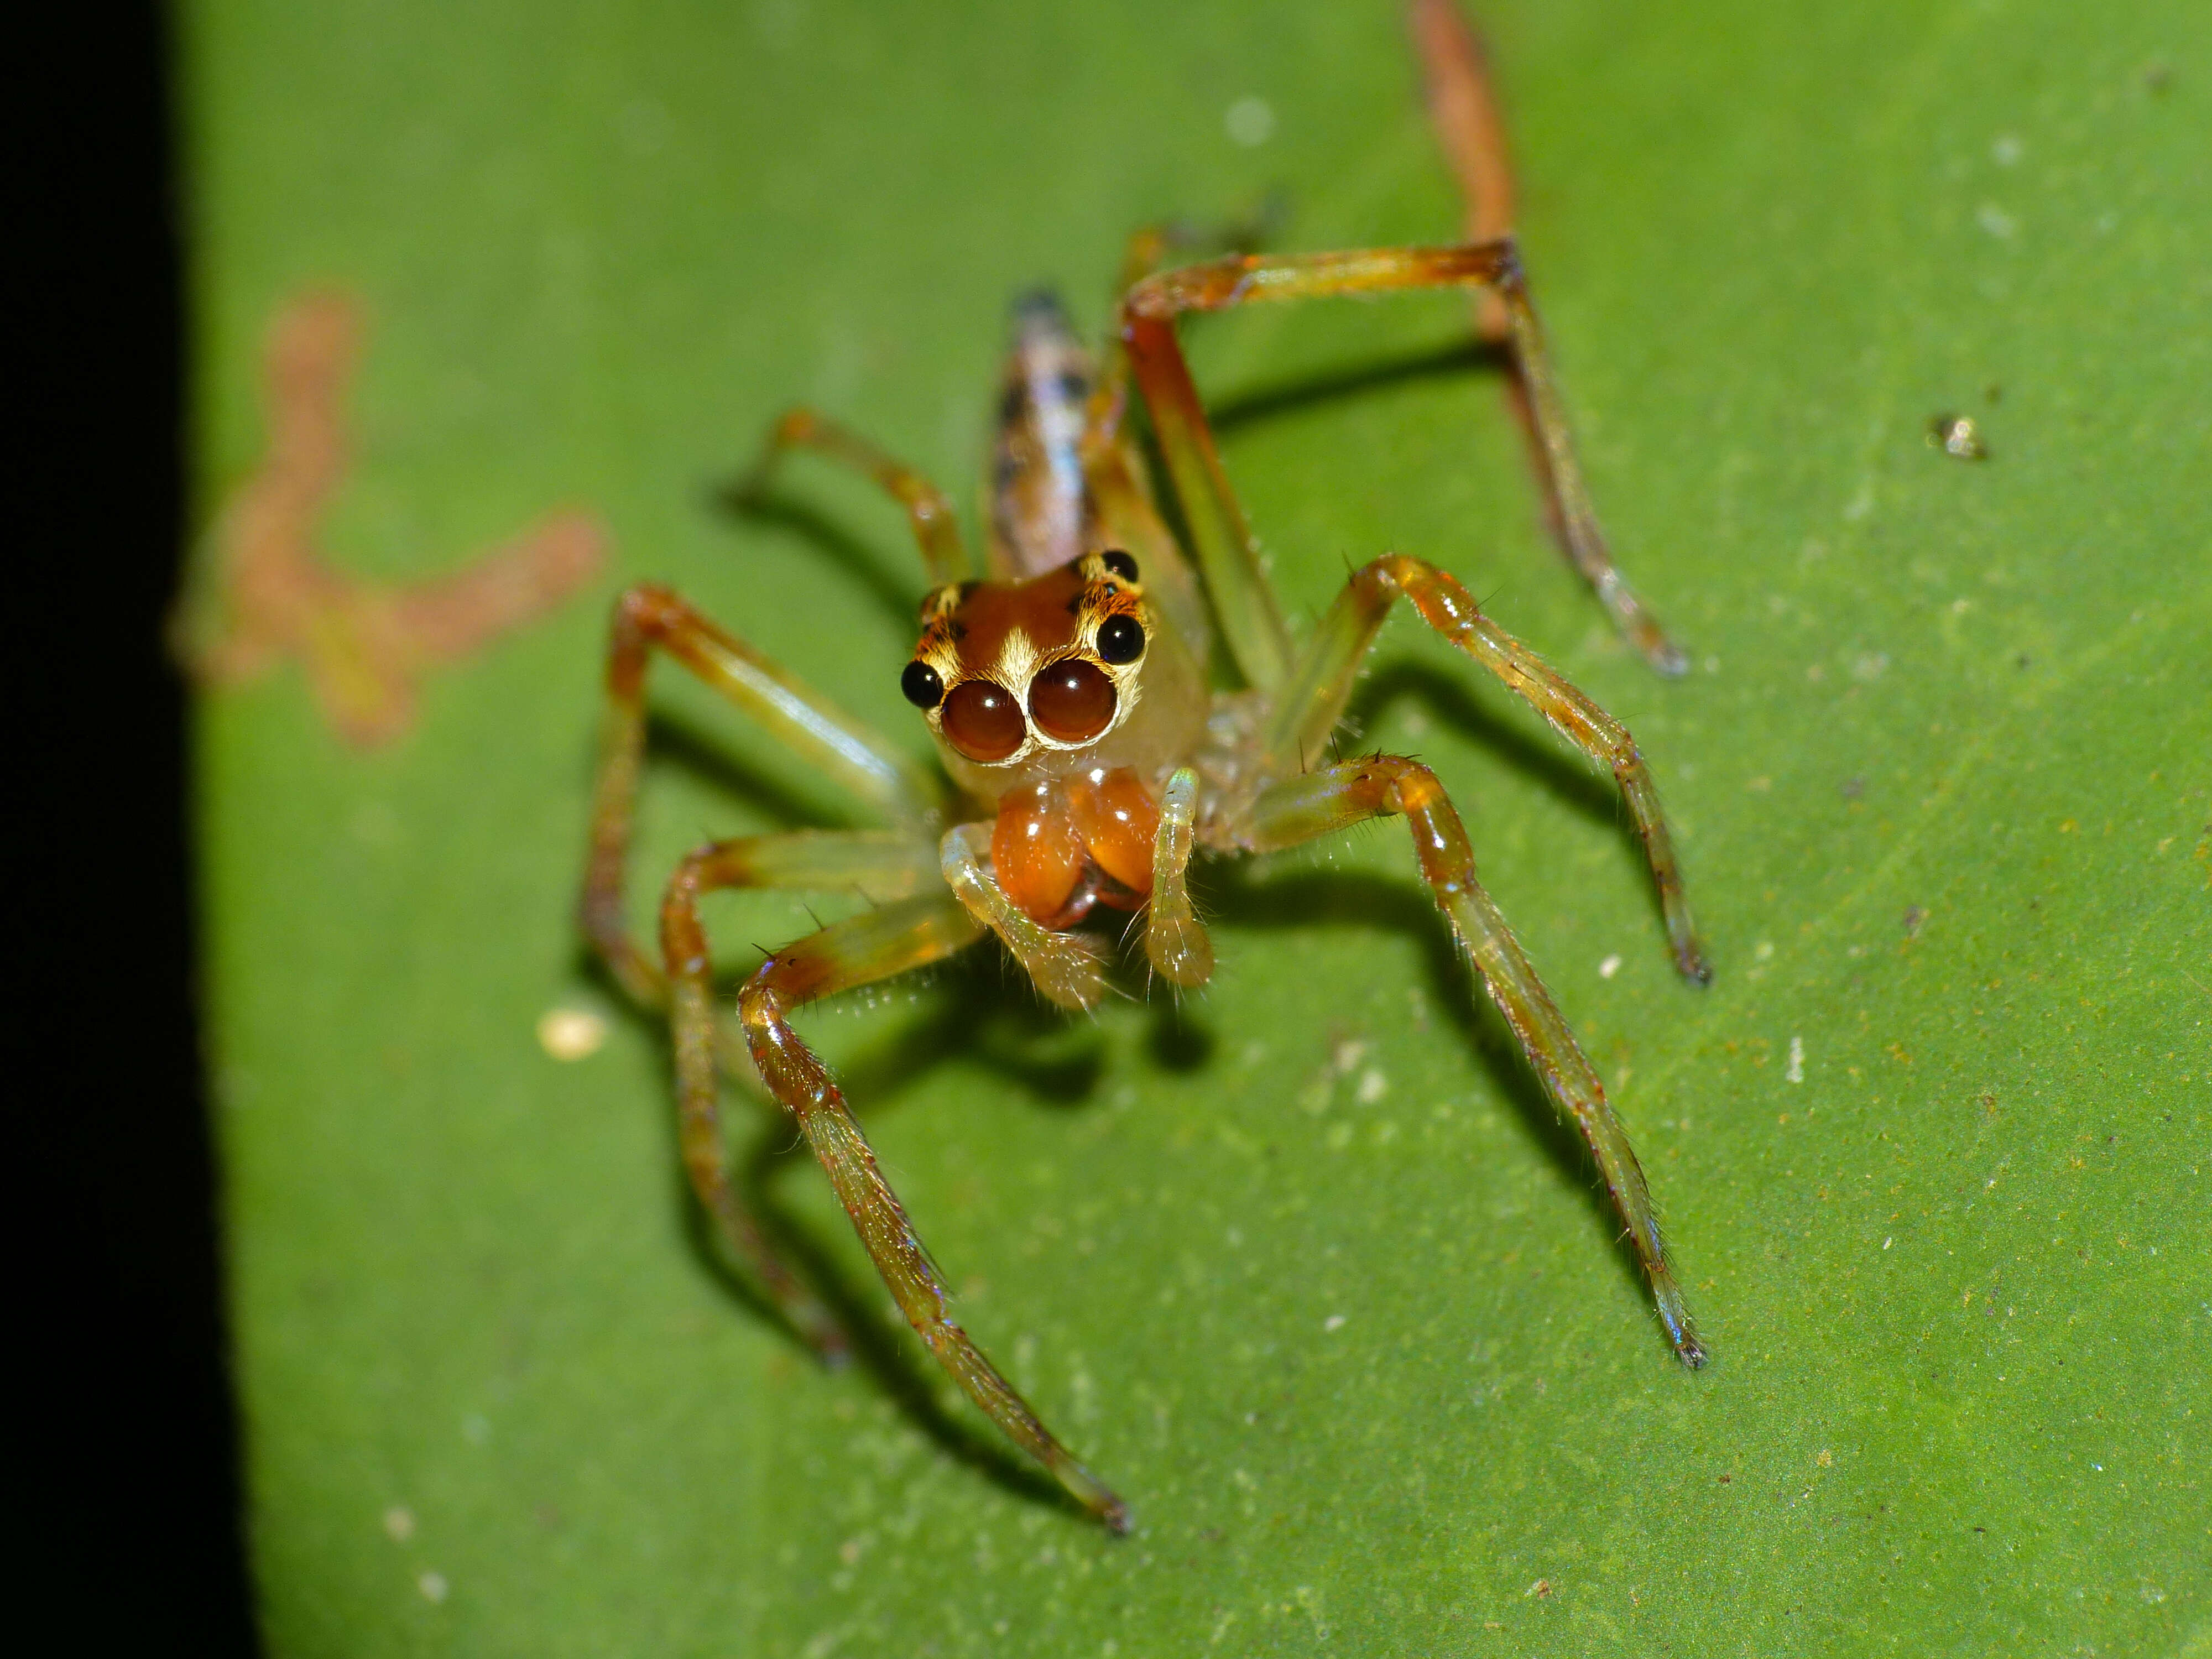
left=580, top=1, right=1710, bottom=1533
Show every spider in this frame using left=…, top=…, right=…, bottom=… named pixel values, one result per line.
left=580, top=2, right=1710, bottom=1534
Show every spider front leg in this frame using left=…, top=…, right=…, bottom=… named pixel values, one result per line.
left=1269, top=554, right=1710, bottom=983
left=729, top=406, right=972, bottom=584
left=580, top=583, right=943, bottom=1355
left=1235, top=757, right=1705, bottom=1368
left=732, top=894, right=1131, bottom=1531
left=1121, top=238, right=1688, bottom=683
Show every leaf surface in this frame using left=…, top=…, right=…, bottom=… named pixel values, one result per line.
left=190, top=1, right=2210, bottom=1650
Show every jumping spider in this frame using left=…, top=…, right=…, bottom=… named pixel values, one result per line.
left=580, top=9, right=1710, bottom=1534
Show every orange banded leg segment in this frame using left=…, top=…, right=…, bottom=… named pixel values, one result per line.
left=1268, top=554, right=1709, bottom=984
left=1144, top=766, right=1212, bottom=987
left=1239, top=756, right=1704, bottom=1368
left=655, top=843, right=942, bottom=1363
left=1122, top=238, right=1686, bottom=681
left=940, top=823, right=1108, bottom=1011
left=736, top=895, right=1130, bottom=1532
left=580, top=583, right=942, bottom=1005
left=735, top=406, right=972, bottom=585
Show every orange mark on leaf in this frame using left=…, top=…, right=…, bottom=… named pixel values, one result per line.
left=174, top=290, right=607, bottom=747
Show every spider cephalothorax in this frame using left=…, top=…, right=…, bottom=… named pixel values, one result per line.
left=582, top=0, right=1709, bottom=1536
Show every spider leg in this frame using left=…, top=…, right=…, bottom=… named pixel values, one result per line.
left=1121, top=237, right=1688, bottom=684
left=731, top=894, right=1130, bottom=1531
left=1407, top=0, right=1684, bottom=673
left=1145, top=765, right=1213, bottom=987
left=732, top=406, right=972, bottom=585
left=580, top=583, right=945, bottom=1006
left=1237, top=755, right=1704, bottom=1368
left=939, top=823, right=1109, bottom=1011
left=652, top=836, right=936, bottom=1360
left=1267, top=554, right=1709, bottom=984
left=1089, top=213, right=1279, bottom=451
left=1408, top=0, right=1515, bottom=339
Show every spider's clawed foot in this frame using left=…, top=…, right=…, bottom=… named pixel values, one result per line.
left=1051, top=1453, right=1134, bottom=1535
left=1651, top=1275, right=1709, bottom=1371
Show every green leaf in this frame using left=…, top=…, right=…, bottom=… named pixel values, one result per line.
left=191, top=0, right=2209, bottom=1651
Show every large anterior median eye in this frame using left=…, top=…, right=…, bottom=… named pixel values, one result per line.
left=940, top=679, right=1027, bottom=761
left=1028, top=658, right=1118, bottom=743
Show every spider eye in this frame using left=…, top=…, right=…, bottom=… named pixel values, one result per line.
left=940, top=679, right=1027, bottom=761
left=900, top=660, right=944, bottom=709
left=1094, top=613, right=1145, bottom=665
left=1101, top=550, right=1139, bottom=582
left=1027, top=658, right=1118, bottom=743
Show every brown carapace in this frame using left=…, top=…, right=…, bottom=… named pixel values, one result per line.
left=581, top=0, right=1710, bottom=1534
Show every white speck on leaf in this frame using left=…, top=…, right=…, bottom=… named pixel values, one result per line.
left=1225, top=96, right=1276, bottom=147
left=536, top=1005, right=608, bottom=1061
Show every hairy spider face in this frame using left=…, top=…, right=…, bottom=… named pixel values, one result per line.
left=903, top=549, right=1150, bottom=767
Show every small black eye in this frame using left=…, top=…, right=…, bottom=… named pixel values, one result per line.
left=1101, top=550, right=1139, bottom=582
left=1095, top=614, right=1145, bottom=665
left=901, top=660, right=945, bottom=708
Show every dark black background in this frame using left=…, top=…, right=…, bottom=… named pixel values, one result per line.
left=23, top=6, right=259, bottom=1651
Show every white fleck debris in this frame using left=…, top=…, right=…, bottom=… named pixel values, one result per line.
left=1331, top=1039, right=1367, bottom=1076
left=1976, top=202, right=2018, bottom=239
left=1225, top=96, right=1276, bottom=147
left=1883, top=1237, right=1894, bottom=1250
left=1755, top=940, right=1775, bottom=962
left=1992, top=134, right=2023, bottom=166
left=536, top=1005, right=608, bottom=1061
left=382, top=1506, right=415, bottom=1543
left=1786, top=1036, right=1805, bottom=1084
left=1323, top=1314, right=1347, bottom=1333
left=1355, top=1068, right=1389, bottom=1105
left=1598, top=953, right=1623, bottom=980
left=417, top=1571, right=448, bottom=1604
